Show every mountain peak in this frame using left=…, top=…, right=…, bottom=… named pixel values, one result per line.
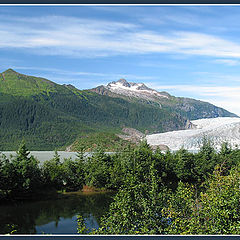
left=107, top=78, right=131, bottom=88
left=0, top=68, right=60, bottom=97
left=108, top=79, right=148, bottom=90
left=63, top=84, right=77, bottom=90
left=116, top=78, right=131, bottom=87
left=3, top=68, right=18, bottom=74
left=104, top=78, right=170, bottom=102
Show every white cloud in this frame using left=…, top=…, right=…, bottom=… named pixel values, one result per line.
left=2, top=15, right=240, bottom=59
left=214, top=59, right=240, bottom=66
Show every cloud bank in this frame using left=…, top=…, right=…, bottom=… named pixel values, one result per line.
left=1, top=15, right=240, bottom=60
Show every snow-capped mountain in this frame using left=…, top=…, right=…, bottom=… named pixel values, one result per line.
left=90, top=79, right=237, bottom=122
left=106, top=78, right=169, bottom=101
left=90, top=78, right=172, bottom=105
left=146, top=117, right=240, bottom=151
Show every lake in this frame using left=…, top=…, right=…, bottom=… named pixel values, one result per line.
left=0, top=151, right=114, bottom=164
left=0, top=151, right=115, bottom=234
left=1, top=151, right=81, bottom=164
left=0, top=192, right=114, bottom=234
left=1, top=150, right=198, bottom=165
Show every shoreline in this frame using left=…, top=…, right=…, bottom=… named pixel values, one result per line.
left=0, top=186, right=115, bottom=204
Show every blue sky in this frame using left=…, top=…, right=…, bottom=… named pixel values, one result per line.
left=1, top=5, right=240, bottom=115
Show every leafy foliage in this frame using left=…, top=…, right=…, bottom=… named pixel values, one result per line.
left=2, top=138, right=240, bottom=234
left=79, top=140, right=240, bottom=235
left=163, top=165, right=240, bottom=234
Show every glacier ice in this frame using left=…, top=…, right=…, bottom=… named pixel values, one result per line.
left=146, top=117, right=240, bottom=151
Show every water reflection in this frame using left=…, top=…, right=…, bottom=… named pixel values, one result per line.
left=0, top=192, right=114, bottom=234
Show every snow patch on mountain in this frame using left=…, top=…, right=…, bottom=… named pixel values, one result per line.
left=106, top=79, right=169, bottom=100
left=146, top=117, right=240, bottom=151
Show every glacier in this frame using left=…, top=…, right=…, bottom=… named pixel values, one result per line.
left=146, top=117, right=240, bottom=151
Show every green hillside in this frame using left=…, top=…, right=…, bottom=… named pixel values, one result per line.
left=0, top=69, right=237, bottom=150
left=0, top=69, right=61, bottom=96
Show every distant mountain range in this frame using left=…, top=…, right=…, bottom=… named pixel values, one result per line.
left=0, top=69, right=237, bottom=150
left=91, top=78, right=237, bottom=120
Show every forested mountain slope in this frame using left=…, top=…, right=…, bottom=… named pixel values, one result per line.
left=0, top=69, right=236, bottom=150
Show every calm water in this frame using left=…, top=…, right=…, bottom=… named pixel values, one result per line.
left=1, top=151, right=81, bottom=164
left=0, top=192, right=114, bottom=234
left=1, top=151, right=114, bottom=164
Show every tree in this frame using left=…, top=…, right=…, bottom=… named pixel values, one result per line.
left=0, top=152, right=11, bottom=198
left=174, top=148, right=196, bottom=183
left=95, top=142, right=167, bottom=234
left=76, top=145, right=86, bottom=162
left=194, top=137, right=217, bottom=183
left=0, top=141, right=42, bottom=197
left=163, top=165, right=240, bottom=234
left=108, top=147, right=133, bottom=190
left=42, top=150, right=64, bottom=190
left=220, top=142, right=232, bottom=156
left=62, top=157, right=85, bottom=191
left=11, top=141, right=42, bottom=194
left=84, top=147, right=111, bottom=189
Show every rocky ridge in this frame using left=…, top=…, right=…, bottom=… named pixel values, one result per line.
left=91, top=78, right=169, bottom=104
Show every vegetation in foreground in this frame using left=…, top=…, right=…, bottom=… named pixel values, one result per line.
left=1, top=139, right=240, bottom=234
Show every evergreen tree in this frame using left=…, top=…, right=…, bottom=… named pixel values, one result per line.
left=84, top=146, right=111, bottom=188
left=42, top=150, right=64, bottom=190
left=8, top=141, right=42, bottom=195
left=94, top=142, right=167, bottom=234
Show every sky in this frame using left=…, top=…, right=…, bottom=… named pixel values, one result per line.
left=1, top=5, right=240, bottom=115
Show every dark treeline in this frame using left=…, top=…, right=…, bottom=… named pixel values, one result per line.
left=1, top=139, right=240, bottom=234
